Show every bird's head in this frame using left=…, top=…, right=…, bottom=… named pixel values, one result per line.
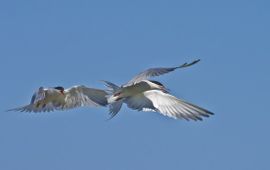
left=107, top=90, right=124, bottom=103
left=54, top=86, right=65, bottom=95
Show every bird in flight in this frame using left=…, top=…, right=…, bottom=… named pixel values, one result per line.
left=102, top=59, right=214, bottom=121
left=8, top=85, right=108, bottom=113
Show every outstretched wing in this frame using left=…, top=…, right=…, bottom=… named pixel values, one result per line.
left=125, top=90, right=213, bottom=121
left=7, top=104, right=36, bottom=112
left=30, top=87, right=46, bottom=104
left=125, top=59, right=200, bottom=86
left=7, top=103, right=56, bottom=113
left=7, top=87, right=51, bottom=113
left=62, top=85, right=108, bottom=110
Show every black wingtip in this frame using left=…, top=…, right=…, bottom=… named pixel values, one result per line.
left=208, top=111, right=215, bottom=115
left=192, top=59, right=201, bottom=65
left=5, top=107, right=19, bottom=112
left=179, top=59, right=201, bottom=68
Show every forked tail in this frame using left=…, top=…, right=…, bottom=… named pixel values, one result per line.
left=100, top=80, right=123, bottom=119
left=100, top=80, right=120, bottom=92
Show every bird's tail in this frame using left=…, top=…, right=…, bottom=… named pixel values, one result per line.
left=100, top=80, right=120, bottom=93
left=100, top=80, right=123, bottom=119
left=107, top=99, right=124, bottom=120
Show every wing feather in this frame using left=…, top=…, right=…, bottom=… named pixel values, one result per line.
left=125, top=90, right=213, bottom=121
left=144, top=90, right=213, bottom=120
left=62, top=85, right=108, bottom=110
left=126, top=59, right=200, bottom=86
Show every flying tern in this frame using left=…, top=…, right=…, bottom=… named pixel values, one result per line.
left=8, top=85, right=108, bottom=113
left=102, top=59, right=214, bottom=121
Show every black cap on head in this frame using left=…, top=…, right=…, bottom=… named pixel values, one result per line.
left=38, top=86, right=44, bottom=91
left=149, top=80, right=164, bottom=87
left=54, top=86, right=64, bottom=91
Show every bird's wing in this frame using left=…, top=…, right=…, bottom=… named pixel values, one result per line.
left=7, top=88, right=53, bottom=113
left=62, top=85, right=108, bottom=110
left=30, top=88, right=46, bottom=104
left=7, top=104, right=36, bottom=112
left=125, top=90, right=213, bottom=121
left=125, top=59, right=200, bottom=86
left=7, top=103, right=56, bottom=113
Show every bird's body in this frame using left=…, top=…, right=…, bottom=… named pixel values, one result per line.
left=32, top=88, right=66, bottom=110
left=107, top=80, right=158, bottom=103
left=8, top=85, right=108, bottom=113
left=103, top=59, right=214, bottom=121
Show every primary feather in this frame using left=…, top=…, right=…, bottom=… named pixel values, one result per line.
left=126, top=59, right=200, bottom=86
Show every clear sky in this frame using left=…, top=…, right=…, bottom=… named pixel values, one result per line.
left=0, top=0, right=269, bottom=170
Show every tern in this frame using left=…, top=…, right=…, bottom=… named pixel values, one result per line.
left=102, top=59, right=214, bottom=121
left=8, top=85, right=108, bottom=112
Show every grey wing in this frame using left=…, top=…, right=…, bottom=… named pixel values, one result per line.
left=125, top=59, right=200, bottom=86
left=62, top=85, right=108, bottom=110
left=7, top=104, right=36, bottom=112
left=7, top=88, right=52, bottom=113
left=30, top=87, right=46, bottom=104
left=143, top=90, right=214, bottom=121
left=7, top=103, right=56, bottom=113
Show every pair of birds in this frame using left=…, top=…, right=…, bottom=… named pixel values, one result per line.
left=9, top=59, right=214, bottom=121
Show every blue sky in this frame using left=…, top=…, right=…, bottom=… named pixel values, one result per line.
left=0, top=0, right=269, bottom=170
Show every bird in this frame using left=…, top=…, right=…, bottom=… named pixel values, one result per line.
left=101, top=59, right=214, bottom=121
left=8, top=85, right=108, bottom=113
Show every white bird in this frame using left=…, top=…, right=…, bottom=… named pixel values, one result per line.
left=102, top=59, right=214, bottom=121
left=8, top=85, right=108, bottom=113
